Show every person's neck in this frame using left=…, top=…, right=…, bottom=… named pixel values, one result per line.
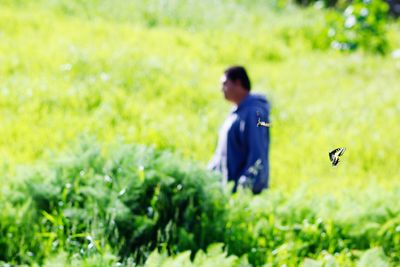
left=233, top=91, right=249, bottom=106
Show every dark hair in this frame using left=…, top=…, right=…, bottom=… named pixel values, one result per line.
left=224, top=66, right=251, bottom=91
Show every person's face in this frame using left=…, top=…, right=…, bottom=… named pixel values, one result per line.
left=220, top=74, right=237, bottom=101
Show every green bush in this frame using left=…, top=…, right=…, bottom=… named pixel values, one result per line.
left=222, top=188, right=400, bottom=266
left=327, top=0, right=390, bottom=54
left=2, top=140, right=400, bottom=266
left=3, top=139, right=226, bottom=265
left=0, top=195, right=45, bottom=265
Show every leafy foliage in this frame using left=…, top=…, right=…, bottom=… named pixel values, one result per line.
left=1, top=140, right=400, bottom=266
left=224, top=188, right=400, bottom=266
left=2, top=139, right=226, bottom=265
left=327, top=0, right=390, bottom=54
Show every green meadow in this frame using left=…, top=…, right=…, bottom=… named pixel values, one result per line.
left=1, top=0, right=400, bottom=266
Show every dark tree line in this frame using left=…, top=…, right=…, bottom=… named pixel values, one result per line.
left=295, top=0, right=400, bottom=17
left=387, top=0, right=400, bottom=16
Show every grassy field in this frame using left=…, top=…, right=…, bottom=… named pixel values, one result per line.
left=1, top=0, right=400, bottom=266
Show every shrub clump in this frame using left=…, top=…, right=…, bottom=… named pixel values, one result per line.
left=1, top=139, right=400, bottom=266
left=5, top=139, right=227, bottom=265
left=327, top=0, right=390, bottom=54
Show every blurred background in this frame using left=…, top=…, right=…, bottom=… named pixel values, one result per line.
left=1, top=0, right=400, bottom=266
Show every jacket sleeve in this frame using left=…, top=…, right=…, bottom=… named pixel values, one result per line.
left=238, top=109, right=270, bottom=193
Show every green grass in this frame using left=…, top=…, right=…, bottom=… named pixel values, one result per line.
left=1, top=0, right=400, bottom=265
left=1, top=1, right=399, bottom=193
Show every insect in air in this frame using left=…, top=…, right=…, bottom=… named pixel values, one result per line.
left=257, top=118, right=271, bottom=127
left=256, top=112, right=271, bottom=127
left=329, top=147, right=346, bottom=166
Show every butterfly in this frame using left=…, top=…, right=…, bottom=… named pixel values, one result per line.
left=256, top=112, right=271, bottom=127
left=329, top=147, right=346, bottom=166
left=257, top=118, right=271, bottom=127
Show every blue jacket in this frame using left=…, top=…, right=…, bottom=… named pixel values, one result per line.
left=209, top=94, right=270, bottom=193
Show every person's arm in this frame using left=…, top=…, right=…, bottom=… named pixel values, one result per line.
left=238, top=109, right=269, bottom=193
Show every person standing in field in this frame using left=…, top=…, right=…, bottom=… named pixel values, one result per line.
left=208, top=66, right=271, bottom=194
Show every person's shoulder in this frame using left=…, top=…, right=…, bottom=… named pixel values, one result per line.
left=248, top=93, right=267, bottom=103
left=250, top=92, right=267, bottom=99
left=249, top=93, right=269, bottom=107
left=237, top=93, right=269, bottom=116
left=247, top=94, right=270, bottom=119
